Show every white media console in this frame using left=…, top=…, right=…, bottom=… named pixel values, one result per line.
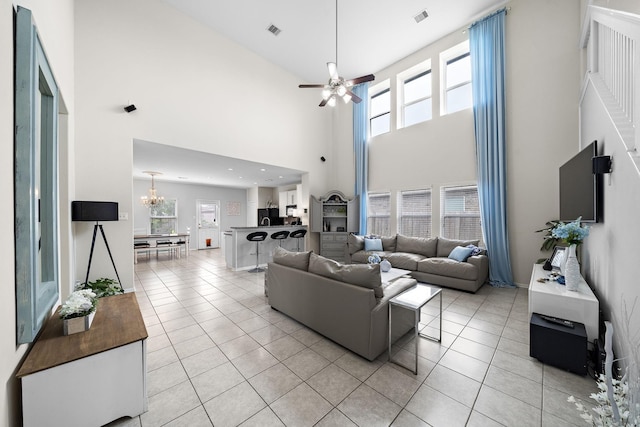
left=528, top=263, right=599, bottom=343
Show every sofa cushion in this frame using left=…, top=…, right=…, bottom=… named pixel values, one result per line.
left=341, top=263, right=383, bottom=298
left=308, top=253, right=342, bottom=281
left=386, top=252, right=426, bottom=271
left=417, top=258, right=478, bottom=281
left=272, top=247, right=312, bottom=271
left=381, top=236, right=397, bottom=252
left=448, top=246, right=475, bottom=262
left=347, top=234, right=364, bottom=255
left=396, top=234, right=437, bottom=257
left=351, top=251, right=393, bottom=264
left=364, top=238, right=383, bottom=252
left=437, top=237, right=480, bottom=257
left=308, top=253, right=383, bottom=298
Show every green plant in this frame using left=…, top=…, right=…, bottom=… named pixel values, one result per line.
left=77, top=277, right=123, bottom=298
left=536, top=220, right=562, bottom=251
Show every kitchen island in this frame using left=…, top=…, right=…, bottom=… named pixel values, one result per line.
left=225, top=225, right=307, bottom=271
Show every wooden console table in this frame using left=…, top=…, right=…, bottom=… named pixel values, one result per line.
left=17, top=293, right=148, bottom=427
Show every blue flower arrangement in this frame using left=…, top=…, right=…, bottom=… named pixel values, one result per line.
left=551, top=217, right=590, bottom=246
left=367, top=253, right=381, bottom=264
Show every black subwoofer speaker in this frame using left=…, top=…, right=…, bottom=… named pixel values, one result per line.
left=530, top=313, right=587, bottom=375
left=71, top=201, right=119, bottom=222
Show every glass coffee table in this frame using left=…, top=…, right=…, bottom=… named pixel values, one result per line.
left=388, top=283, right=442, bottom=374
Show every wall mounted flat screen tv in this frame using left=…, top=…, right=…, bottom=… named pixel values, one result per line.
left=559, top=141, right=601, bottom=223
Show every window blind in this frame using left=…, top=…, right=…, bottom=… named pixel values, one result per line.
left=399, top=189, right=432, bottom=237
left=440, top=185, right=482, bottom=242
left=367, top=192, right=391, bottom=236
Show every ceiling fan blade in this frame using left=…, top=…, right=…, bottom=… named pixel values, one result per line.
left=345, top=74, right=375, bottom=86
left=346, top=90, right=362, bottom=104
left=319, top=98, right=329, bottom=107
left=327, top=62, right=339, bottom=80
left=299, top=84, right=326, bottom=88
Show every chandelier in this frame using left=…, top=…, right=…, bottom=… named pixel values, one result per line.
left=141, top=171, right=164, bottom=207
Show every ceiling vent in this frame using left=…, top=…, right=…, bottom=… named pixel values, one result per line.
left=267, top=24, right=282, bottom=36
left=414, top=10, right=429, bottom=24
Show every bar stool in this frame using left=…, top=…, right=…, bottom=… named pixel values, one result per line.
left=289, top=229, right=307, bottom=252
left=270, top=230, right=290, bottom=247
left=246, top=231, right=268, bottom=273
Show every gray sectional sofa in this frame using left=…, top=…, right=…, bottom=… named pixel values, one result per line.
left=345, top=234, right=489, bottom=293
left=267, top=247, right=416, bottom=361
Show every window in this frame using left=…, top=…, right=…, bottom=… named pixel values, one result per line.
left=367, top=192, right=391, bottom=236
left=369, top=81, right=391, bottom=137
left=441, top=41, right=472, bottom=115
left=149, top=199, right=178, bottom=234
left=440, top=185, right=482, bottom=241
left=398, top=189, right=432, bottom=237
left=398, top=60, right=432, bottom=128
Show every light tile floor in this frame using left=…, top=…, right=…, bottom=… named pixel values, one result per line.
left=108, top=249, right=597, bottom=427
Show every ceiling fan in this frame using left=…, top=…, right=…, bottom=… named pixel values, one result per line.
left=298, top=0, right=375, bottom=107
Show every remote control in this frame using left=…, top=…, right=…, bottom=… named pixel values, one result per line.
left=540, top=314, right=574, bottom=328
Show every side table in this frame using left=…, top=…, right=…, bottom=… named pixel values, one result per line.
left=388, top=284, right=442, bottom=374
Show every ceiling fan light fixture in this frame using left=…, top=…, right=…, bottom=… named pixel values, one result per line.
left=327, top=96, right=337, bottom=107
left=336, top=85, right=347, bottom=97
left=322, top=88, right=332, bottom=100
left=342, top=93, right=352, bottom=104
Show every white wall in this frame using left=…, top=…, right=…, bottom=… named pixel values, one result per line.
left=332, top=0, right=582, bottom=285
left=580, top=79, right=640, bottom=365
left=2, top=2, right=75, bottom=425
left=73, top=0, right=333, bottom=288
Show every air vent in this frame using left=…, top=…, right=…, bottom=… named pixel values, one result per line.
left=414, top=10, right=429, bottom=24
left=267, top=24, right=282, bottom=36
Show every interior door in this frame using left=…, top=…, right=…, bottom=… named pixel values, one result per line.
left=197, top=200, right=220, bottom=249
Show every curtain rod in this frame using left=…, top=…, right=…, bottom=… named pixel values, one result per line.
left=466, top=5, right=511, bottom=31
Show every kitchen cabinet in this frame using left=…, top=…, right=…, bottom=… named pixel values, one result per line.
left=279, top=190, right=297, bottom=215
left=310, top=190, right=359, bottom=262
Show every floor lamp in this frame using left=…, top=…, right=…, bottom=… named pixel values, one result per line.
left=72, top=201, right=121, bottom=286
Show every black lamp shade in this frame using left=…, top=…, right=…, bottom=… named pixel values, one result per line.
left=72, top=201, right=119, bottom=222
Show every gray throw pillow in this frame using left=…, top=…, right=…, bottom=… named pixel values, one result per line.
left=381, top=235, right=397, bottom=252
left=437, top=237, right=480, bottom=257
left=396, top=234, right=437, bottom=257
left=308, top=253, right=342, bottom=281
left=341, top=263, right=383, bottom=298
left=347, top=234, right=365, bottom=255
left=272, top=247, right=312, bottom=271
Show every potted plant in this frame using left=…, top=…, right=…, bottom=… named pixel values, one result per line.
left=59, top=289, right=98, bottom=335
left=76, top=277, right=123, bottom=298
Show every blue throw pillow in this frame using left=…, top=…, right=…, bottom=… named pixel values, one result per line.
left=448, top=246, right=474, bottom=262
left=466, top=244, right=486, bottom=256
left=364, top=238, right=383, bottom=252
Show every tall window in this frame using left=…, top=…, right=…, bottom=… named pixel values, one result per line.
left=441, top=41, right=472, bottom=115
left=440, top=185, right=482, bottom=241
left=399, top=60, right=432, bottom=128
left=150, top=199, right=178, bottom=234
left=367, top=192, right=391, bottom=236
left=398, top=189, right=432, bottom=237
left=370, top=82, right=391, bottom=137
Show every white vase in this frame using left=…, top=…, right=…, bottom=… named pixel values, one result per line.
left=63, top=310, right=96, bottom=335
left=380, top=259, right=391, bottom=272
left=564, top=244, right=581, bottom=291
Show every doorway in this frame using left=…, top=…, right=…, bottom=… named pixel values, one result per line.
left=197, top=200, right=220, bottom=249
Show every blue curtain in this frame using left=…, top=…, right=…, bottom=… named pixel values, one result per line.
left=353, top=83, right=369, bottom=236
left=470, top=9, right=514, bottom=288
